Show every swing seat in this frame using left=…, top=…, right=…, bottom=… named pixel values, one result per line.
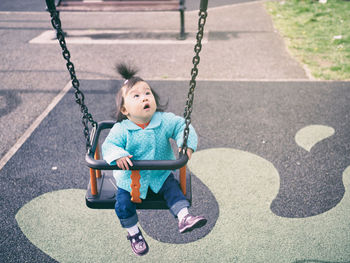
left=85, top=169, right=192, bottom=209
left=85, top=121, right=192, bottom=209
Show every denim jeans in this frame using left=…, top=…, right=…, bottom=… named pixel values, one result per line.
left=115, top=173, right=189, bottom=228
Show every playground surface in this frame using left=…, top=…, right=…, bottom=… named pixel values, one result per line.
left=1, top=1, right=350, bottom=262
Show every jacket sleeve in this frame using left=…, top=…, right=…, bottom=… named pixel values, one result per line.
left=101, top=123, right=130, bottom=165
left=166, top=112, right=198, bottom=152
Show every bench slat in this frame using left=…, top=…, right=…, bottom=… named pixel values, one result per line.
left=57, top=0, right=180, bottom=12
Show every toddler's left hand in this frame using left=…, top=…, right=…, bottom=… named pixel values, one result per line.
left=179, top=148, right=194, bottom=160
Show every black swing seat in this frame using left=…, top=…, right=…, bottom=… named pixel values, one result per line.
left=85, top=121, right=192, bottom=209
left=85, top=169, right=192, bottom=209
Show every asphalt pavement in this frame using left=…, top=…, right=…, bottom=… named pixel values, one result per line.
left=1, top=0, right=350, bottom=262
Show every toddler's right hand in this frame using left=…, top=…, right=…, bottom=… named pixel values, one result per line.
left=116, top=155, right=133, bottom=170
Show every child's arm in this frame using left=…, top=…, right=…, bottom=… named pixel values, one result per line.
left=166, top=112, right=198, bottom=155
left=102, top=123, right=132, bottom=168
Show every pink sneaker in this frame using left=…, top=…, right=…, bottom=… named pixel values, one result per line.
left=178, top=214, right=207, bottom=233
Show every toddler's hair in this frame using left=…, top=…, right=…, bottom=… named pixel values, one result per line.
left=115, top=63, right=167, bottom=122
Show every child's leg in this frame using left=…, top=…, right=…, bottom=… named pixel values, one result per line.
left=115, top=187, right=138, bottom=229
left=158, top=173, right=207, bottom=233
left=115, top=187, right=149, bottom=256
left=158, top=173, right=190, bottom=217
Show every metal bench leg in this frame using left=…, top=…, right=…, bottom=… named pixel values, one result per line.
left=178, top=0, right=186, bottom=40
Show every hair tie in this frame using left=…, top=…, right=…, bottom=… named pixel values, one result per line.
left=124, top=79, right=129, bottom=85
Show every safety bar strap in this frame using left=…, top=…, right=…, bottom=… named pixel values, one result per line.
left=130, top=171, right=142, bottom=203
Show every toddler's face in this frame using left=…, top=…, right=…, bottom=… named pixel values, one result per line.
left=121, top=81, right=157, bottom=124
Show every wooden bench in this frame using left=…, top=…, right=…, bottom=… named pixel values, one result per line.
left=55, top=0, right=186, bottom=39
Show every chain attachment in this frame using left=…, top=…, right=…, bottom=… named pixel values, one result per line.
left=46, top=6, right=97, bottom=150
left=181, top=9, right=208, bottom=155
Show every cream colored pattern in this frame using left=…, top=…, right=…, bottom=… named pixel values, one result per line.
left=295, top=125, right=335, bottom=152
left=16, top=148, right=350, bottom=262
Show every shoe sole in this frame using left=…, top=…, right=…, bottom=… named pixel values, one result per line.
left=131, top=245, right=149, bottom=256
left=180, top=218, right=207, bottom=233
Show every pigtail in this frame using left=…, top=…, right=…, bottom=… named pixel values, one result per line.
left=116, top=63, right=138, bottom=82
left=114, top=62, right=167, bottom=122
left=114, top=63, right=142, bottom=122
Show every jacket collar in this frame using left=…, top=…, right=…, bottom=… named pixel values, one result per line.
left=122, top=112, right=162, bottom=130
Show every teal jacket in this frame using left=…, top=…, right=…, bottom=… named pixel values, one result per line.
left=102, top=112, right=198, bottom=199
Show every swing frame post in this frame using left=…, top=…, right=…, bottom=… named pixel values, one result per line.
left=178, top=0, right=186, bottom=40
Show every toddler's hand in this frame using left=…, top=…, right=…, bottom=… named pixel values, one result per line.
left=117, top=155, right=133, bottom=170
left=179, top=148, right=194, bottom=160
left=186, top=148, right=193, bottom=160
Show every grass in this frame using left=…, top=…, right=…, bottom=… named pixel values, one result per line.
left=265, top=0, right=350, bottom=80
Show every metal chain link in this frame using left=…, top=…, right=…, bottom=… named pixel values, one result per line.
left=47, top=8, right=97, bottom=150
left=181, top=10, right=208, bottom=154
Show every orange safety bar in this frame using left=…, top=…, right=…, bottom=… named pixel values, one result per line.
left=89, top=143, right=101, bottom=196
left=91, top=143, right=187, bottom=199
left=94, top=144, right=102, bottom=178
left=179, top=166, right=186, bottom=195
left=89, top=168, right=98, bottom=196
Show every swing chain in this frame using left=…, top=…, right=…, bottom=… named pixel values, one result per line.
left=47, top=2, right=206, bottom=153
left=47, top=8, right=97, bottom=150
left=181, top=9, right=208, bottom=154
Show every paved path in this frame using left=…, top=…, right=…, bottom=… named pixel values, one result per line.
left=0, top=0, right=307, bottom=162
left=1, top=0, right=350, bottom=262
